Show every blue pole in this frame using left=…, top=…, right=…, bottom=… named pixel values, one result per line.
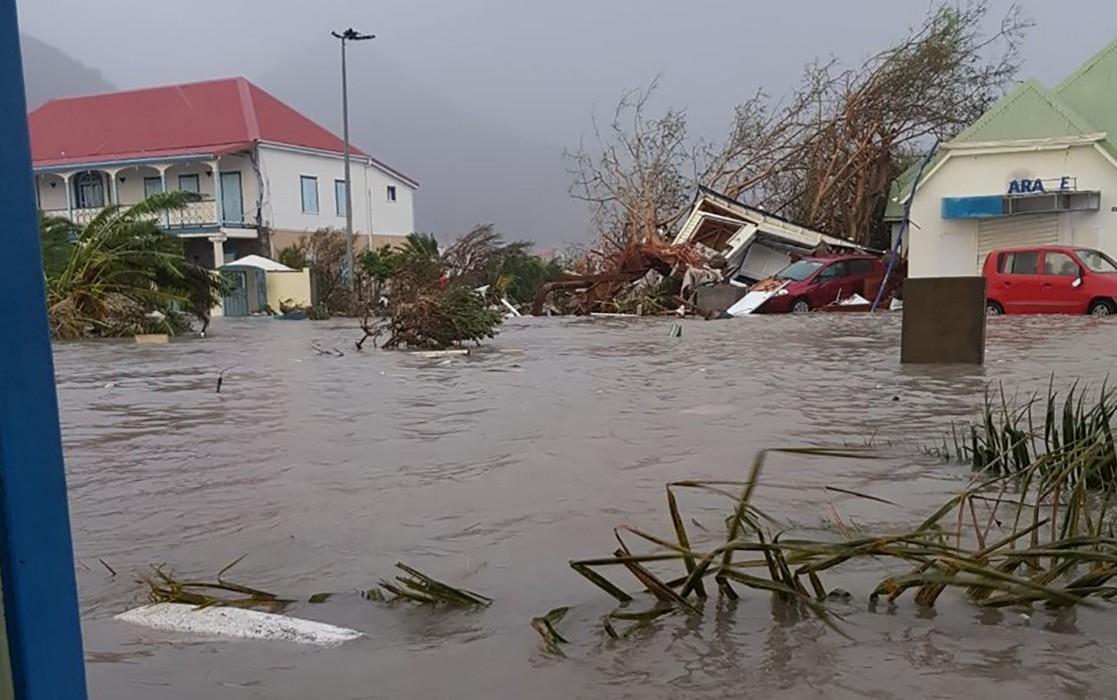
left=0, top=2, right=89, bottom=697
left=870, top=139, right=939, bottom=312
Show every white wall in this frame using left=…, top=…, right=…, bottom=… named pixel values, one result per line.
left=364, top=164, right=415, bottom=236
left=36, top=174, right=67, bottom=210
left=256, top=144, right=415, bottom=236
left=908, top=145, right=1117, bottom=277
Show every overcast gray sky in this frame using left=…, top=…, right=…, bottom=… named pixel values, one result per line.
left=16, top=0, right=1117, bottom=148
left=16, top=0, right=1117, bottom=243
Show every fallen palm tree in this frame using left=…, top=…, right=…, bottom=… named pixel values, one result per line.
left=42, top=192, right=225, bottom=339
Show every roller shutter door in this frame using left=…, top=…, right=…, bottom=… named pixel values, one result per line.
left=976, top=214, right=1060, bottom=270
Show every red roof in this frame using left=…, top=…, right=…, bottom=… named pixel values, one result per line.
left=29, top=77, right=369, bottom=168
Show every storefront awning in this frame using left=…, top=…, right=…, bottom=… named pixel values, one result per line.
left=942, top=190, right=1100, bottom=219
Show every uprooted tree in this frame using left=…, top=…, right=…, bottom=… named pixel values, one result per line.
left=356, top=227, right=560, bottom=350
left=567, top=1, right=1031, bottom=253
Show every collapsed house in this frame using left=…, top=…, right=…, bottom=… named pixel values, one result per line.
left=529, top=188, right=883, bottom=317
left=672, top=187, right=873, bottom=285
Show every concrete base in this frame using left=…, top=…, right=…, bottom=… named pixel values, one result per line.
left=901, top=277, right=986, bottom=364
left=693, top=285, right=748, bottom=315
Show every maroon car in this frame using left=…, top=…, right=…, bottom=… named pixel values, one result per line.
left=754, top=254, right=885, bottom=313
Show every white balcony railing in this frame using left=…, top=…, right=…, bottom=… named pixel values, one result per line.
left=41, top=199, right=248, bottom=231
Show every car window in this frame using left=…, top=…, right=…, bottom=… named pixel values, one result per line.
left=998, top=251, right=1039, bottom=275
left=817, top=262, right=847, bottom=280
left=846, top=259, right=874, bottom=275
left=1077, top=249, right=1117, bottom=273
left=1043, top=252, right=1079, bottom=276
left=775, top=260, right=822, bottom=281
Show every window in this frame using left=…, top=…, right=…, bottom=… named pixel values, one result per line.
left=334, top=179, right=347, bottom=217
left=776, top=260, right=822, bottom=281
left=143, top=176, right=164, bottom=198
left=1043, top=252, right=1080, bottom=276
left=301, top=176, right=319, bottom=214
left=1077, top=249, right=1117, bottom=274
left=817, top=262, right=848, bottom=280
left=998, top=251, right=1039, bottom=275
left=386, top=185, right=397, bottom=202
left=846, top=259, right=874, bottom=275
left=178, top=174, right=200, bottom=194
left=74, top=171, right=104, bottom=208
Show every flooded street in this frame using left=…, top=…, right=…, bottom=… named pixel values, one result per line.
left=55, top=314, right=1117, bottom=699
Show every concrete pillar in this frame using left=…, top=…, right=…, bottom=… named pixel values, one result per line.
left=900, top=277, right=987, bottom=364
left=106, top=168, right=119, bottom=205
left=158, top=165, right=169, bottom=226
left=211, top=159, right=223, bottom=225
left=209, top=235, right=227, bottom=268
left=63, top=172, right=73, bottom=221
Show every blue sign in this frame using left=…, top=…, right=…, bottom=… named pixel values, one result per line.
left=1008, top=176, right=1074, bottom=195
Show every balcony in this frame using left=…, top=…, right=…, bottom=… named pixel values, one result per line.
left=40, top=199, right=253, bottom=233
left=35, top=158, right=257, bottom=236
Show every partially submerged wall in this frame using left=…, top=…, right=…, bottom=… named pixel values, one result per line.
left=266, top=269, right=312, bottom=310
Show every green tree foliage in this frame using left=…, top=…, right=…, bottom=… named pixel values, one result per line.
left=491, top=242, right=564, bottom=305
left=40, top=192, right=225, bottom=339
left=276, top=244, right=307, bottom=270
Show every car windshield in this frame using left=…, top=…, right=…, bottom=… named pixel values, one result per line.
left=1076, top=249, right=1117, bottom=273
left=775, top=260, right=823, bottom=281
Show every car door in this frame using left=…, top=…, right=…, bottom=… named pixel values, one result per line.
left=995, top=250, right=1045, bottom=313
left=808, top=261, right=848, bottom=307
left=1040, top=250, right=1086, bottom=314
left=844, top=259, right=874, bottom=299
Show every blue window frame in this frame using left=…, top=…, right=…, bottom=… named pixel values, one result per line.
left=143, top=176, right=163, bottom=198
left=335, top=179, right=347, bottom=216
left=301, top=175, right=319, bottom=214
left=178, top=173, right=200, bottom=194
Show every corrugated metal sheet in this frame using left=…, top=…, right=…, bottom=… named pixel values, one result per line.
left=976, top=214, right=1060, bottom=270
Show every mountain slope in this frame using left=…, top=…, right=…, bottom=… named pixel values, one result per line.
left=20, top=33, right=116, bottom=109
left=256, top=46, right=587, bottom=246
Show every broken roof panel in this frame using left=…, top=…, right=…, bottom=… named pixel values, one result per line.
left=674, top=187, right=873, bottom=254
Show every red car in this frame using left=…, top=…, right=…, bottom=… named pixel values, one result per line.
left=983, top=246, right=1117, bottom=316
left=755, top=254, right=885, bottom=313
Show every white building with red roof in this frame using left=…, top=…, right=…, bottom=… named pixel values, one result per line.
left=29, top=76, right=417, bottom=267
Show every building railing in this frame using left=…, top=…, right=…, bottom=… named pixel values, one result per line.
left=40, top=199, right=251, bottom=231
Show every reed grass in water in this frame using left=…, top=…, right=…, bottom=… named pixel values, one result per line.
left=568, top=439, right=1117, bottom=634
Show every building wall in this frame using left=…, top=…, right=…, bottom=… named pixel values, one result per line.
left=36, top=174, right=67, bottom=210
left=256, top=144, right=415, bottom=237
left=364, top=164, right=416, bottom=236
left=266, top=269, right=313, bottom=309
left=908, top=145, right=1117, bottom=277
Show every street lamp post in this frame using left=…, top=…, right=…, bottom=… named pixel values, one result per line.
left=331, top=27, right=374, bottom=291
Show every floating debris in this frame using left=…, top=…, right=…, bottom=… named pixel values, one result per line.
left=529, top=606, right=569, bottom=656
left=116, top=603, right=362, bottom=647
left=311, top=342, right=345, bottom=357
left=141, top=556, right=290, bottom=611
left=377, top=563, right=491, bottom=607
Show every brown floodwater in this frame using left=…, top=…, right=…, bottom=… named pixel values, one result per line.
left=54, top=313, right=1117, bottom=699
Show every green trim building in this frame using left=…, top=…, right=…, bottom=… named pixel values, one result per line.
left=889, top=38, right=1117, bottom=277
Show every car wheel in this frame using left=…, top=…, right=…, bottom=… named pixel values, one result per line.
left=1088, top=299, right=1116, bottom=317
left=985, top=301, right=1004, bottom=316
left=791, top=299, right=811, bottom=314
